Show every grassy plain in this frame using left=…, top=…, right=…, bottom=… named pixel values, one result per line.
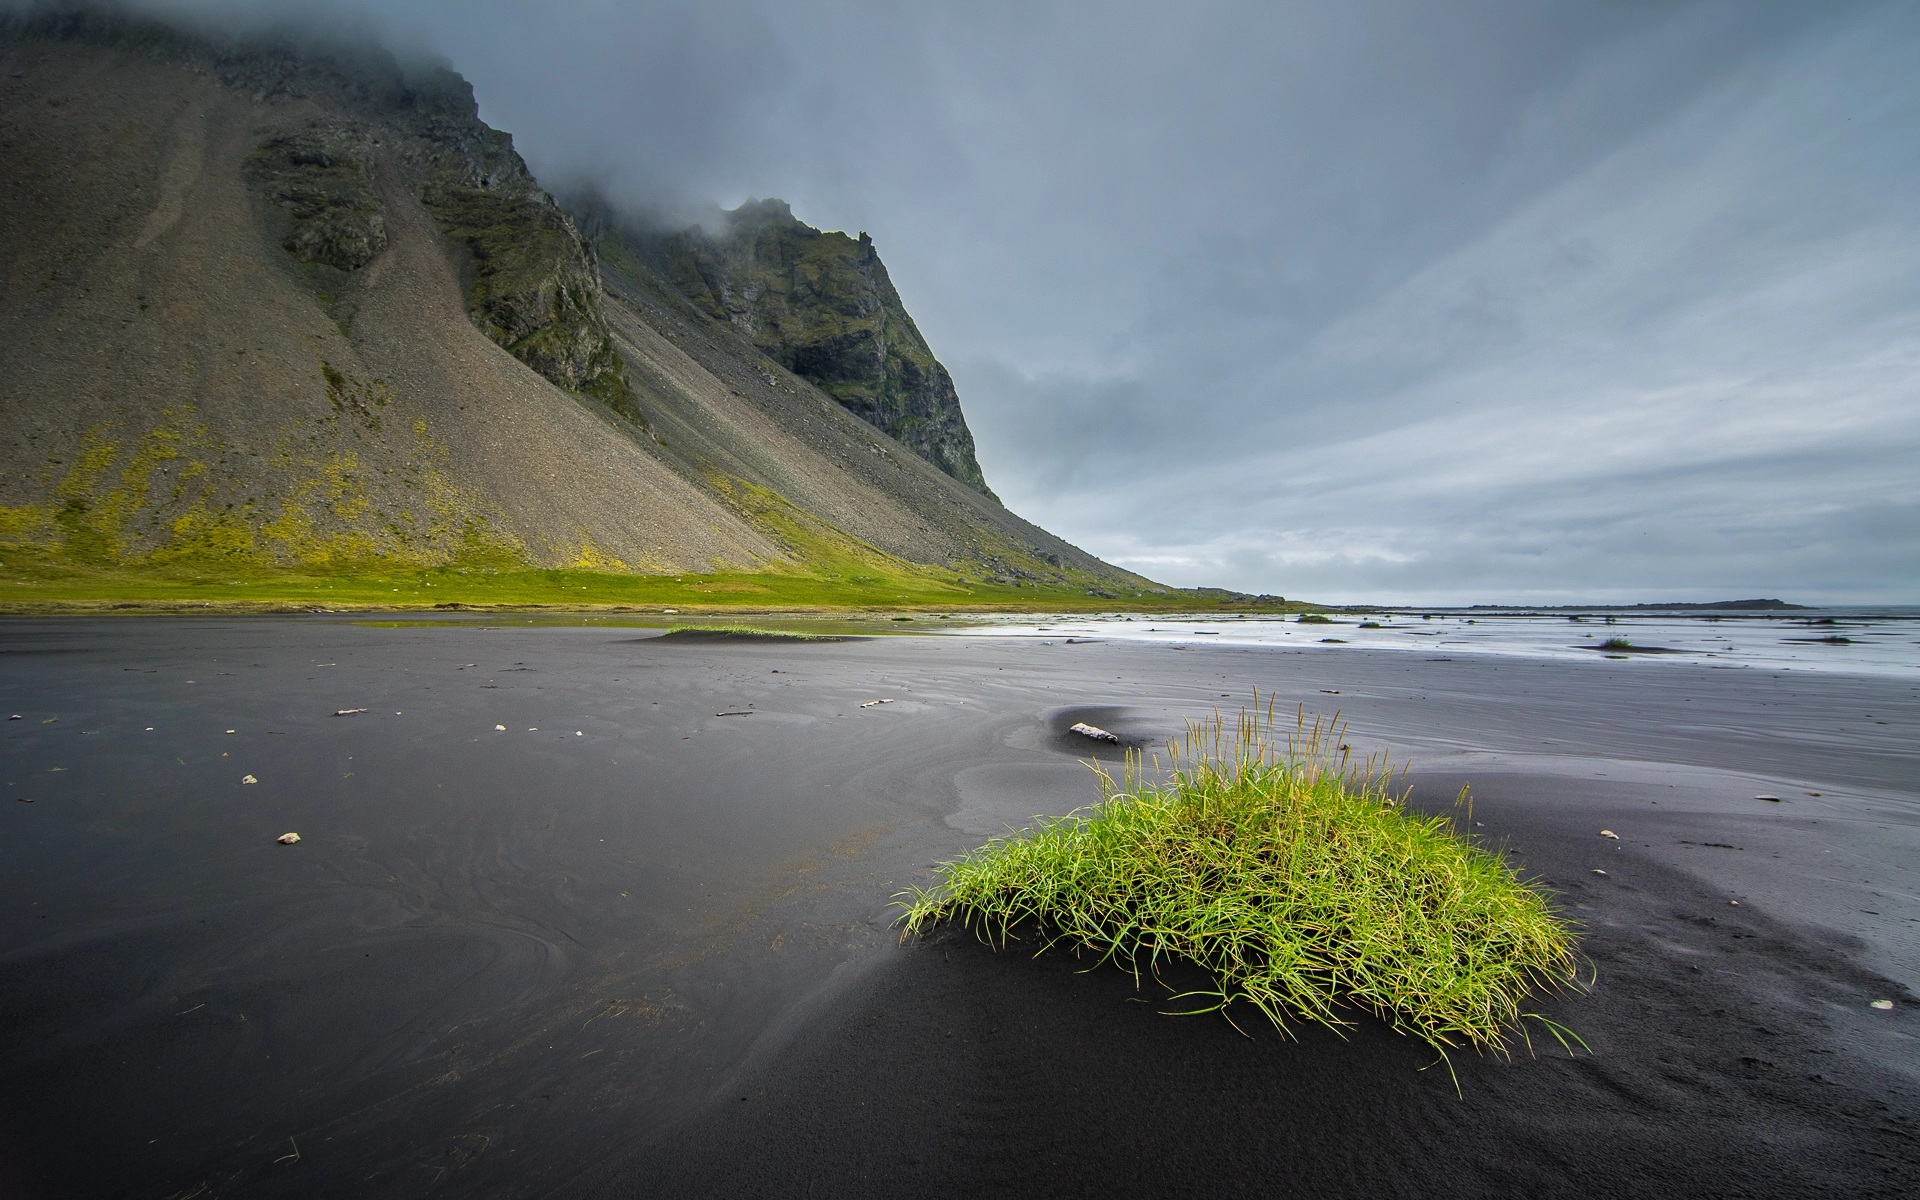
left=0, top=553, right=1301, bottom=617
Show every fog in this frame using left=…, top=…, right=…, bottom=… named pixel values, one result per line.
left=131, top=1, right=1920, bottom=602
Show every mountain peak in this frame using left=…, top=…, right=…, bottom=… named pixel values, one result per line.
left=726, top=196, right=796, bottom=226
left=588, top=196, right=996, bottom=497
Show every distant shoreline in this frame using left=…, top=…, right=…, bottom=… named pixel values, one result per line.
left=1455, top=598, right=1805, bottom=611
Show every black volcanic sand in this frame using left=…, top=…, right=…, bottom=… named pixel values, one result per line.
left=1, top=619, right=1914, bottom=1199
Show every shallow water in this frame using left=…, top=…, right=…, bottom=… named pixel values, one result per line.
left=950, top=606, right=1920, bottom=678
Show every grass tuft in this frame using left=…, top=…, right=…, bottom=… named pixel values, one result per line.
left=899, top=700, right=1582, bottom=1062
left=658, top=624, right=845, bottom=641
left=1591, top=637, right=1678, bottom=654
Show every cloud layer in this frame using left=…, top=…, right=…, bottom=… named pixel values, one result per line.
left=145, top=0, right=1920, bottom=602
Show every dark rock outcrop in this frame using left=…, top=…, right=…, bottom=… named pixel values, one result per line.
left=395, top=71, right=635, bottom=412
left=244, top=119, right=386, bottom=271
left=598, top=198, right=994, bottom=497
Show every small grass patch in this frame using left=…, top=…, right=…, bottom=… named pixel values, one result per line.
left=899, top=703, right=1582, bottom=1068
left=657, top=624, right=847, bottom=642
left=1297, top=613, right=1334, bottom=624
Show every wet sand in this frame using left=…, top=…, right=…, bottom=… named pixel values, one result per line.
left=1, top=618, right=1914, bottom=1198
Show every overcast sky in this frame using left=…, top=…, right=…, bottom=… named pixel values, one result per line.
left=154, top=0, right=1920, bottom=603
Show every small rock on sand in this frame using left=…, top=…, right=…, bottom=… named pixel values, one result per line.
left=1755, top=794, right=1781, bottom=802
left=1600, top=830, right=1619, bottom=839
left=242, top=774, right=258, bottom=784
left=1871, top=1000, right=1895, bottom=1010
left=1071, top=722, right=1120, bottom=743
left=276, top=832, right=300, bottom=845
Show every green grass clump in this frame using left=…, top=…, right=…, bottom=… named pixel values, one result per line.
left=660, top=624, right=843, bottom=641
left=900, top=703, right=1581, bottom=1063
left=1591, top=637, right=1678, bottom=654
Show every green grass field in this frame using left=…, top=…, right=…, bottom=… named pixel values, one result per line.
left=0, top=554, right=1304, bottom=617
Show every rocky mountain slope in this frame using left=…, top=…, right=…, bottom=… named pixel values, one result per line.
left=0, top=6, right=1153, bottom=596
left=578, top=195, right=994, bottom=497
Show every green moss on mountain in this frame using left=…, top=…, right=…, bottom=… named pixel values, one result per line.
left=0, top=400, right=525, bottom=575
left=416, top=182, right=605, bottom=387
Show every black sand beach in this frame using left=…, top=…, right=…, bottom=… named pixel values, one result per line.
left=2, top=618, right=1915, bottom=1198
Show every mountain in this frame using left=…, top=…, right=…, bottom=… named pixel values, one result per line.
left=0, top=5, right=1156, bottom=600
left=576, top=195, right=995, bottom=497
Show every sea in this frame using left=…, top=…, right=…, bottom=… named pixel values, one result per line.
left=946, top=606, right=1920, bottom=678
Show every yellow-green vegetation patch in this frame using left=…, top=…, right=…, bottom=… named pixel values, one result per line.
left=0, top=396, right=524, bottom=577
left=703, top=471, right=949, bottom=583
left=900, top=703, right=1583, bottom=1068
left=701, top=469, right=1143, bottom=602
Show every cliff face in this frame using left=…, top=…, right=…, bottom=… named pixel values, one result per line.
left=393, top=71, right=635, bottom=413
left=162, top=14, right=633, bottom=406
left=604, top=199, right=995, bottom=497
